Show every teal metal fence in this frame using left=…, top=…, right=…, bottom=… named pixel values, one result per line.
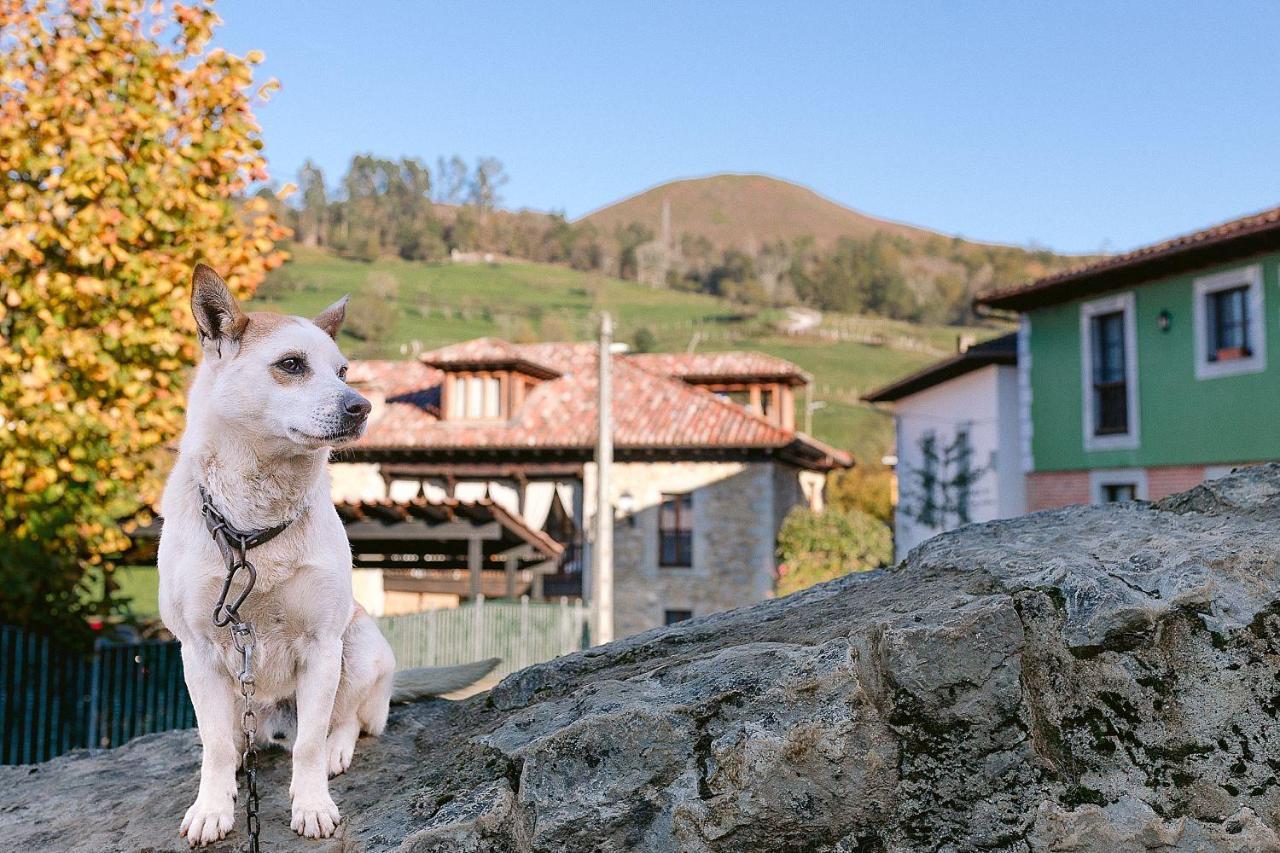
left=1, top=596, right=589, bottom=765
left=0, top=625, right=194, bottom=766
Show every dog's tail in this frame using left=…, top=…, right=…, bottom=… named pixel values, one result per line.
left=390, top=657, right=501, bottom=703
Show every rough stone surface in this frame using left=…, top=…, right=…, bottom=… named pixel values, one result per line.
left=11, top=465, right=1280, bottom=851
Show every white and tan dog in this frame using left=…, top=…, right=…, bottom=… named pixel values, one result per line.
left=158, top=264, right=496, bottom=846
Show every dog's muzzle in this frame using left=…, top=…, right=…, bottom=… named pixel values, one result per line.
left=339, top=389, right=372, bottom=433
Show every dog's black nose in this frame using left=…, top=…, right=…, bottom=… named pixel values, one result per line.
left=342, top=391, right=372, bottom=419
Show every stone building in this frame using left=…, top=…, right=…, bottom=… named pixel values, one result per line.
left=331, top=338, right=850, bottom=637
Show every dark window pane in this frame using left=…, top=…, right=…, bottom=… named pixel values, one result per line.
left=659, top=493, right=693, bottom=567
left=1102, top=483, right=1137, bottom=503
left=1091, top=311, right=1128, bottom=435
left=664, top=609, right=693, bottom=626
left=1208, top=286, right=1250, bottom=359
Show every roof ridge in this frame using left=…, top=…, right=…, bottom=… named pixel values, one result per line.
left=978, top=204, right=1280, bottom=310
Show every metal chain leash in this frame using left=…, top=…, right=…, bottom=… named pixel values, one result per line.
left=199, top=488, right=298, bottom=853
left=205, top=516, right=265, bottom=852
left=231, top=620, right=261, bottom=853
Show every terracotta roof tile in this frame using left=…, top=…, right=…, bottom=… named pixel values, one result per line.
left=348, top=340, right=850, bottom=469
left=627, top=351, right=810, bottom=384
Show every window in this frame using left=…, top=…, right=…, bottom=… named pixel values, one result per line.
left=1194, top=265, right=1264, bottom=379
left=1080, top=293, right=1139, bottom=451
left=1091, top=311, right=1128, bottom=435
left=1090, top=469, right=1148, bottom=504
left=447, top=373, right=504, bottom=420
left=1102, top=483, right=1136, bottom=503
left=1207, top=286, right=1250, bottom=360
left=664, top=609, right=693, bottom=626
left=658, top=492, right=693, bottom=568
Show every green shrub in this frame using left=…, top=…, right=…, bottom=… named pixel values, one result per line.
left=775, top=507, right=890, bottom=597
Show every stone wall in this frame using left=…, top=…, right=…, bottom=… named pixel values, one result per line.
left=588, top=460, right=809, bottom=638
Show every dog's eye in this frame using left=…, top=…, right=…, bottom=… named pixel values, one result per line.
left=338, top=365, right=348, bottom=381
left=276, top=356, right=307, bottom=374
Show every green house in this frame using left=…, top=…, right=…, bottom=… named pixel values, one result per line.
left=976, top=207, right=1280, bottom=510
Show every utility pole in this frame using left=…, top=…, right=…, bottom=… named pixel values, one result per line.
left=592, top=312, right=615, bottom=644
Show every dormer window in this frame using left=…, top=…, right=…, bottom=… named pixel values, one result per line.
left=710, top=383, right=789, bottom=428
left=422, top=339, right=563, bottom=423
left=446, top=372, right=505, bottom=420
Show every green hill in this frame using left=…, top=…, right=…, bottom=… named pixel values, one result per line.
left=254, top=247, right=1000, bottom=463
left=578, top=173, right=940, bottom=251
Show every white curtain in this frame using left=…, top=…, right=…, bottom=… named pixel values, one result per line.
left=388, top=479, right=421, bottom=502
left=454, top=481, right=488, bottom=502
left=522, top=481, right=556, bottom=529
left=555, top=481, right=580, bottom=521
left=487, top=480, right=520, bottom=514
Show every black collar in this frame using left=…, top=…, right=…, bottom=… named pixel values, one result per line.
left=198, top=485, right=296, bottom=563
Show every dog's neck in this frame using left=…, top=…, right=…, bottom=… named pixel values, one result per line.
left=193, top=440, right=324, bottom=531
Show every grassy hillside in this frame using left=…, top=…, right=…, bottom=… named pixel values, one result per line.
left=255, top=247, right=1000, bottom=463
left=578, top=173, right=938, bottom=251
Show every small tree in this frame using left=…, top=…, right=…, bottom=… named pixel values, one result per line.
left=775, top=507, right=890, bottom=597
left=632, top=327, right=657, bottom=353
left=0, top=0, right=287, bottom=641
left=346, top=271, right=399, bottom=342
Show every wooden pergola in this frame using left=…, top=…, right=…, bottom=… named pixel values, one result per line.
left=335, top=497, right=564, bottom=600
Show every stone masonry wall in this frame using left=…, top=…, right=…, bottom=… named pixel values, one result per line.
left=589, top=460, right=804, bottom=638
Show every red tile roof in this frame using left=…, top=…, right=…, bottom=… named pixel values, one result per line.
left=976, top=205, right=1280, bottom=311
left=347, top=359, right=444, bottom=399
left=627, top=351, right=810, bottom=385
left=420, top=337, right=561, bottom=379
left=349, top=341, right=851, bottom=470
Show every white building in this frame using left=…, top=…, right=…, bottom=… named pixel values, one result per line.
left=863, top=334, right=1025, bottom=561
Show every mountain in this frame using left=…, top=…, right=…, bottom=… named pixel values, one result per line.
left=577, top=173, right=993, bottom=252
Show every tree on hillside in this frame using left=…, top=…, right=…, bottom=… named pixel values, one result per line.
left=0, top=0, right=288, bottom=641
left=468, top=156, right=508, bottom=213
left=297, top=159, right=329, bottom=247
left=433, top=155, right=469, bottom=205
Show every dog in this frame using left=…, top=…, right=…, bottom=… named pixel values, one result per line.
left=158, top=264, right=497, bottom=845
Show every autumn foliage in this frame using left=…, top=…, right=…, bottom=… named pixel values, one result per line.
left=0, top=0, right=287, bottom=639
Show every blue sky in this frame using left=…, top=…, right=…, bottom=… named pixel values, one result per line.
left=215, top=1, right=1280, bottom=255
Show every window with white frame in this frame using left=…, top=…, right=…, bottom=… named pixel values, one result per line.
left=1193, top=265, right=1265, bottom=379
left=1090, top=468, right=1148, bottom=504
left=447, top=373, right=503, bottom=420
left=1080, top=293, right=1139, bottom=451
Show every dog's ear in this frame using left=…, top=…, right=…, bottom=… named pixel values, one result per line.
left=313, top=295, right=349, bottom=340
left=191, top=264, right=248, bottom=348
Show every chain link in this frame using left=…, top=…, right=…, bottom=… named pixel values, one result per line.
left=199, top=489, right=294, bottom=853
left=231, top=620, right=261, bottom=852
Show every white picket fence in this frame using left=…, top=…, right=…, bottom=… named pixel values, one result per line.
left=375, top=595, right=590, bottom=679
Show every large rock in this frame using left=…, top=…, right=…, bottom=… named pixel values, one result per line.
left=10, top=466, right=1280, bottom=851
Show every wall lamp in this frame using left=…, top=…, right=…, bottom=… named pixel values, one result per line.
left=616, top=491, right=636, bottom=527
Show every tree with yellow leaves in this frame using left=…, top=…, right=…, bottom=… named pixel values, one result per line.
left=0, top=0, right=288, bottom=641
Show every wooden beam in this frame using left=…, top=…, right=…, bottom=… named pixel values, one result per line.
left=343, top=519, right=504, bottom=541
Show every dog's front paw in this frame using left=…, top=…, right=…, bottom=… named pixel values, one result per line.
left=291, top=792, right=341, bottom=839
left=180, top=795, right=234, bottom=847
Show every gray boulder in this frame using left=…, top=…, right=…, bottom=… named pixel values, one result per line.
left=9, top=465, right=1280, bottom=851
